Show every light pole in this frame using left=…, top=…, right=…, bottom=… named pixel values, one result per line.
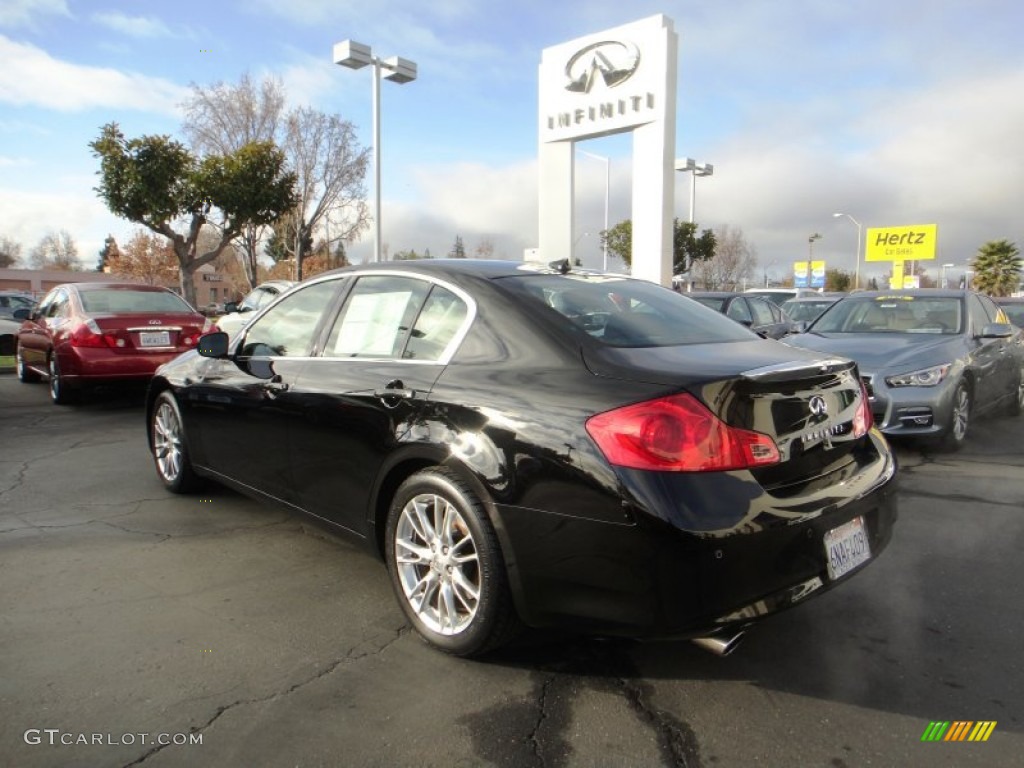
left=577, top=149, right=610, bottom=271
left=941, top=262, right=955, bottom=289
left=674, top=158, right=714, bottom=223
left=334, top=40, right=417, bottom=263
left=832, top=212, right=863, bottom=289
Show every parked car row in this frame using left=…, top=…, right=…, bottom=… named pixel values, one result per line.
left=10, top=266, right=1022, bottom=659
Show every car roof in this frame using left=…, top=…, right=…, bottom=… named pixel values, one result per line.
left=993, top=296, right=1024, bottom=303
left=312, top=259, right=621, bottom=283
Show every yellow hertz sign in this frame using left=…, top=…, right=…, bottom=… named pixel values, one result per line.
left=866, top=224, right=937, bottom=262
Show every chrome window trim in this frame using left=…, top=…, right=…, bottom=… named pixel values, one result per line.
left=238, top=269, right=478, bottom=366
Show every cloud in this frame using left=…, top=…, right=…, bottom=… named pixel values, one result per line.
left=0, top=35, right=188, bottom=115
left=0, top=156, right=32, bottom=167
left=91, top=11, right=183, bottom=39
left=0, top=0, right=69, bottom=28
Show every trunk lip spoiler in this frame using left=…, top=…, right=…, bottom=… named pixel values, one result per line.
left=740, top=358, right=854, bottom=382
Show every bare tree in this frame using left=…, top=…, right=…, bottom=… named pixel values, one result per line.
left=692, top=224, right=758, bottom=290
left=0, top=235, right=22, bottom=268
left=474, top=238, right=495, bottom=259
left=29, top=230, right=80, bottom=271
left=109, top=229, right=178, bottom=285
left=180, top=75, right=286, bottom=291
left=282, top=107, right=370, bottom=279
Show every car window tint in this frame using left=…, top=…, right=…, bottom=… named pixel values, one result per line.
left=748, top=298, right=775, bottom=326
left=726, top=298, right=752, bottom=323
left=403, top=286, right=468, bottom=361
left=239, top=281, right=338, bottom=357
left=1000, top=304, right=1024, bottom=327
left=324, top=276, right=430, bottom=359
left=503, top=274, right=754, bottom=346
left=814, top=297, right=962, bottom=334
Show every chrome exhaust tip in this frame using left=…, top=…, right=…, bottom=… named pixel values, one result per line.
left=691, top=630, right=745, bottom=657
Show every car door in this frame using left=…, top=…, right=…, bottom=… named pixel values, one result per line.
left=976, top=293, right=1017, bottom=402
left=18, top=288, right=68, bottom=368
left=183, top=279, right=343, bottom=503
left=965, top=294, right=1006, bottom=409
left=287, top=274, right=473, bottom=535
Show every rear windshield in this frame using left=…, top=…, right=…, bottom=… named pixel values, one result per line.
left=500, top=274, right=754, bottom=347
left=811, top=296, right=963, bottom=334
left=80, top=289, right=194, bottom=314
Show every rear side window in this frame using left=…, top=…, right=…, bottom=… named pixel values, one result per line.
left=748, top=297, right=776, bottom=326
left=501, top=274, right=754, bottom=347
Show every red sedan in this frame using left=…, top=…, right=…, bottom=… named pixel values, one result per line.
left=14, top=283, right=216, bottom=404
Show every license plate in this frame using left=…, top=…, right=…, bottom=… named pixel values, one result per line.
left=139, top=331, right=170, bottom=347
left=824, top=516, right=872, bottom=580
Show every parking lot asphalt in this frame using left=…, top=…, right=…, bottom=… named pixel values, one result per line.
left=2, top=373, right=1023, bottom=768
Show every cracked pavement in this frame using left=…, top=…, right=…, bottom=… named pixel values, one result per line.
left=2, top=376, right=1023, bottom=767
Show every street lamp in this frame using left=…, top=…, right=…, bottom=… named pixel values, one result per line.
left=832, top=212, right=863, bottom=289
left=940, top=262, right=955, bottom=289
left=674, top=158, right=714, bottom=223
left=334, top=40, right=417, bottom=263
left=577, top=149, right=610, bottom=271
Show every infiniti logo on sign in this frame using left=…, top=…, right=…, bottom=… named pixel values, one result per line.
left=564, top=40, right=641, bottom=93
left=809, top=395, right=828, bottom=417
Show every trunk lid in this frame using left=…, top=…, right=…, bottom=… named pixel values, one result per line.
left=583, top=339, right=867, bottom=490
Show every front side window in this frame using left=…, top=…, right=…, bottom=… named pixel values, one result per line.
left=238, top=281, right=339, bottom=357
left=726, top=298, right=753, bottom=324
left=748, top=298, right=776, bottom=326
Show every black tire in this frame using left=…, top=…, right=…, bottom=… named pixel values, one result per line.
left=150, top=391, right=202, bottom=493
left=385, top=467, right=519, bottom=657
left=16, top=343, right=40, bottom=383
left=48, top=354, right=76, bottom=405
left=937, top=380, right=971, bottom=452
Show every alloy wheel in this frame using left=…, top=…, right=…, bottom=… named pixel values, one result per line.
left=950, top=384, right=970, bottom=442
left=153, top=400, right=184, bottom=484
left=393, top=492, right=481, bottom=635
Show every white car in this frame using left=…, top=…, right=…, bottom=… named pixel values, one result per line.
left=215, top=280, right=296, bottom=337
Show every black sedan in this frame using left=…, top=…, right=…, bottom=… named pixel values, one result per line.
left=146, top=260, right=897, bottom=657
left=785, top=290, right=1024, bottom=450
left=685, top=291, right=799, bottom=339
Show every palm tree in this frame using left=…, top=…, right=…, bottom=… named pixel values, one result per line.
left=971, top=239, right=1022, bottom=296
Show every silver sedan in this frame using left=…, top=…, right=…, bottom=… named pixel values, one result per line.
left=785, top=290, right=1024, bottom=450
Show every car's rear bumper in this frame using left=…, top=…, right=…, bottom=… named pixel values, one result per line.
left=493, top=431, right=898, bottom=638
left=58, top=347, right=185, bottom=382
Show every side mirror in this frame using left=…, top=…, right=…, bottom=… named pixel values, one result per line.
left=792, top=321, right=809, bottom=334
left=12, top=307, right=31, bottom=321
left=197, top=331, right=230, bottom=358
left=980, top=322, right=1013, bottom=339
left=223, top=301, right=239, bottom=314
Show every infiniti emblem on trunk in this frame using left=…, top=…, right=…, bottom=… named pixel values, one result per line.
left=148, top=319, right=161, bottom=325
left=809, top=395, right=828, bottom=416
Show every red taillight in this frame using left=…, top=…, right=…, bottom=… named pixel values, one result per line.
left=853, top=380, right=873, bottom=438
left=70, top=319, right=117, bottom=348
left=585, top=393, right=781, bottom=472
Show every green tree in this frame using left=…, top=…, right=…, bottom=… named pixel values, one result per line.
left=971, top=239, right=1022, bottom=297
left=450, top=235, right=466, bottom=258
left=600, top=219, right=715, bottom=274
left=90, top=123, right=296, bottom=306
left=824, top=268, right=852, bottom=292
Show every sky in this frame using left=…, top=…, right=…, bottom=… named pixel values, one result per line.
left=1, top=0, right=1023, bottom=285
